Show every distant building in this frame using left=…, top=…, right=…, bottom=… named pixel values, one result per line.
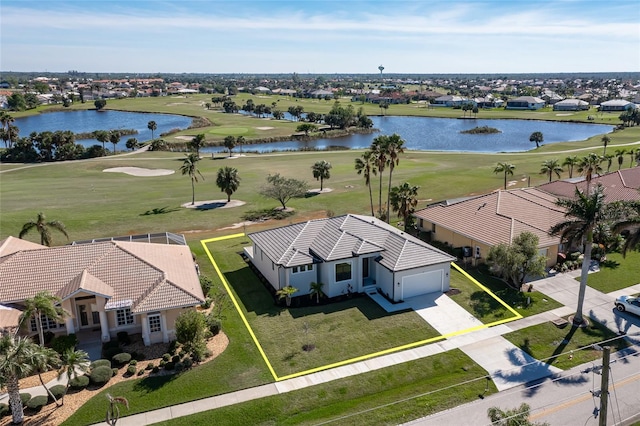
left=553, top=99, right=589, bottom=111
left=599, top=99, right=635, bottom=112
left=431, top=95, right=468, bottom=107
left=505, top=96, right=546, bottom=110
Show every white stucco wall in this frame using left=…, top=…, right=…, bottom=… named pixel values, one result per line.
left=250, top=245, right=281, bottom=290
left=376, top=264, right=394, bottom=300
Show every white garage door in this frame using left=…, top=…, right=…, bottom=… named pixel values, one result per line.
left=402, top=270, right=443, bottom=299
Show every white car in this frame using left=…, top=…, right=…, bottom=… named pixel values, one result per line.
left=615, top=296, right=640, bottom=316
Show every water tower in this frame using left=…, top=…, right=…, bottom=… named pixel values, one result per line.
left=378, top=65, right=384, bottom=79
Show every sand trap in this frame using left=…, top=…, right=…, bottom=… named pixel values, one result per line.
left=555, top=113, right=574, bottom=116
left=507, top=180, right=518, bottom=187
left=255, top=126, right=275, bottom=130
left=307, top=188, right=333, bottom=194
left=103, top=167, right=175, bottom=177
left=182, top=199, right=246, bottom=210
left=174, top=135, right=193, bottom=141
left=218, top=221, right=258, bottom=230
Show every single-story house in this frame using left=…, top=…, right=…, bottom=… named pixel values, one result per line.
left=537, top=168, right=640, bottom=202
left=505, top=96, right=546, bottom=110
left=431, top=95, right=468, bottom=107
left=0, top=235, right=205, bottom=346
left=413, top=189, right=566, bottom=268
left=553, top=99, right=590, bottom=111
left=244, top=214, right=456, bottom=303
left=599, top=99, right=636, bottom=112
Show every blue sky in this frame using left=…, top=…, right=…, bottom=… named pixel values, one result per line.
left=1, top=0, right=639, bottom=74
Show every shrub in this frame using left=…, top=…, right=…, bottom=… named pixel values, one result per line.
left=69, top=375, right=90, bottom=389
left=206, top=315, right=221, bottom=336
left=168, top=340, right=179, bottom=355
left=0, top=403, right=9, bottom=417
left=112, top=368, right=118, bottom=377
left=175, top=362, right=185, bottom=372
left=137, top=369, right=145, bottom=376
left=145, top=363, right=154, bottom=370
left=129, top=359, right=137, bottom=366
left=26, top=395, right=48, bottom=411
left=48, top=385, right=66, bottom=402
left=126, top=365, right=137, bottom=375
left=90, top=359, right=111, bottom=369
left=172, top=355, right=180, bottom=363
left=20, top=393, right=32, bottom=405
left=159, top=359, right=167, bottom=367
left=102, top=340, right=120, bottom=350
left=103, top=346, right=121, bottom=361
left=131, top=351, right=146, bottom=361
left=117, top=331, right=131, bottom=345
left=51, top=334, right=78, bottom=354
left=152, top=366, right=160, bottom=373
left=43, top=330, right=55, bottom=345
left=183, top=358, right=193, bottom=369
left=162, top=353, right=171, bottom=362
left=164, top=361, right=175, bottom=371
left=200, top=275, right=212, bottom=297
left=90, top=366, right=113, bottom=385
left=175, top=310, right=207, bottom=354
left=112, top=352, right=132, bottom=366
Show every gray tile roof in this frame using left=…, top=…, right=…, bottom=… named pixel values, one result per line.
left=248, top=214, right=455, bottom=272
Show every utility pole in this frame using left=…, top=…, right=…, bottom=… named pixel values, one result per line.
left=599, top=346, right=611, bottom=426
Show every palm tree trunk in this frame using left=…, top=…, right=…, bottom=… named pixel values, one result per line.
left=191, top=178, right=195, bottom=205
left=37, top=313, right=45, bottom=346
left=39, top=371, right=60, bottom=406
left=387, top=168, right=393, bottom=223
left=378, top=174, right=384, bottom=218
left=574, top=232, right=593, bottom=325
left=8, top=375, right=24, bottom=424
left=503, top=172, right=507, bottom=190
left=367, top=181, right=374, bottom=217
left=320, top=177, right=323, bottom=191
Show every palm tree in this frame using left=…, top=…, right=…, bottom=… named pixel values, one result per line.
left=487, top=403, right=545, bottom=426
left=529, top=131, right=544, bottom=148
left=106, top=393, right=130, bottom=426
left=188, top=133, right=205, bottom=157
left=216, top=166, right=241, bottom=202
left=236, top=135, right=245, bottom=154
left=94, top=130, right=109, bottom=151
left=577, top=153, right=603, bottom=190
left=58, top=348, right=90, bottom=405
left=19, top=291, right=67, bottom=346
left=19, top=212, right=68, bottom=246
left=180, top=153, right=204, bottom=205
left=550, top=185, right=606, bottom=326
left=276, top=286, right=298, bottom=307
left=384, top=133, right=406, bottom=224
left=309, top=282, right=324, bottom=304
left=29, top=346, right=62, bottom=406
left=355, top=150, right=378, bottom=217
left=493, top=162, right=516, bottom=190
left=628, top=149, right=636, bottom=168
left=612, top=201, right=640, bottom=257
left=390, top=182, right=420, bottom=231
left=539, top=159, right=563, bottom=182
left=603, top=153, right=615, bottom=172
left=371, top=136, right=388, bottom=219
left=0, top=334, right=40, bottom=424
left=615, top=149, right=626, bottom=170
left=311, top=160, right=332, bottom=191
left=223, top=135, right=236, bottom=157
left=562, top=156, right=579, bottom=178
left=147, top=120, right=157, bottom=139
left=109, top=130, right=121, bottom=154
left=601, top=134, right=611, bottom=156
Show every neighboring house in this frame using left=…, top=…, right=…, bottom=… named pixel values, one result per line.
left=431, top=95, right=468, bottom=107
left=244, top=214, right=455, bottom=303
left=413, top=189, right=566, bottom=268
left=537, top=168, right=640, bottom=202
left=599, top=99, right=635, bottom=112
left=0, top=235, right=204, bottom=346
left=505, top=96, right=546, bottom=110
left=553, top=99, right=590, bottom=111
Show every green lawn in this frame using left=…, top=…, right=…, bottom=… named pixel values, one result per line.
left=449, top=267, right=562, bottom=323
left=503, top=319, right=629, bottom=370
left=584, top=251, right=640, bottom=293
left=152, top=349, right=495, bottom=426
left=206, top=237, right=440, bottom=377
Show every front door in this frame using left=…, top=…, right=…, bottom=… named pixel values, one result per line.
left=76, top=298, right=100, bottom=329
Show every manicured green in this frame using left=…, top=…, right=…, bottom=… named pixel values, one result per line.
left=207, top=238, right=440, bottom=376
left=152, top=349, right=496, bottom=426
left=583, top=251, right=640, bottom=293
left=449, top=267, right=563, bottom=323
left=503, top=319, right=629, bottom=370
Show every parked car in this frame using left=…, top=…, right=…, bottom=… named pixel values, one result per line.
left=614, top=296, right=640, bottom=316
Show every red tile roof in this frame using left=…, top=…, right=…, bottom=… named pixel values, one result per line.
left=537, top=168, right=640, bottom=202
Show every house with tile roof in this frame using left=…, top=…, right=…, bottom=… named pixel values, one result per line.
left=537, top=168, right=640, bottom=202
left=506, top=96, right=546, bottom=110
left=413, top=189, right=567, bottom=268
left=0, top=236, right=204, bottom=346
left=244, top=214, right=455, bottom=303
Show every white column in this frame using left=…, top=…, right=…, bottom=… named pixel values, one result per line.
left=99, top=311, right=110, bottom=342
left=141, top=314, right=150, bottom=346
left=64, top=317, right=75, bottom=334
left=161, top=312, right=169, bottom=343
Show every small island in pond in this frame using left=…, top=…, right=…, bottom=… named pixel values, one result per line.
left=460, top=126, right=501, bottom=134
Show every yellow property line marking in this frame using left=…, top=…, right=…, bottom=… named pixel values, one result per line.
left=202, top=235, right=522, bottom=381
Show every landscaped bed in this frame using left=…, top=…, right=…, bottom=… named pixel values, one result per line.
left=206, top=237, right=441, bottom=377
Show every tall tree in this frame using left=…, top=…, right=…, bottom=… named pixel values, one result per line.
left=539, top=159, right=563, bottom=182
left=29, top=346, right=62, bottom=406
left=147, top=120, right=157, bottom=139
left=355, top=150, right=378, bottom=216
left=180, top=153, right=204, bottom=205
left=529, top=131, right=544, bottom=148
left=19, top=212, right=68, bottom=246
left=577, top=152, right=603, bottom=190
left=628, top=149, right=636, bottom=168
left=19, top=291, right=67, bottom=347
left=550, top=185, right=607, bottom=326
left=125, top=137, right=138, bottom=151
left=236, top=135, right=245, bottom=154
left=188, top=133, right=206, bottom=157
left=311, top=160, right=332, bottom=191
left=603, top=153, right=615, bottom=172
left=216, top=166, right=241, bottom=202
left=612, top=200, right=640, bottom=256
left=390, top=182, right=420, bottom=231
left=493, top=162, right=516, bottom=190
left=601, top=134, right=611, bottom=156
left=223, top=135, right=236, bottom=157
left=109, top=130, right=121, bottom=154
left=0, top=335, right=40, bottom=424
left=615, top=149, right=626, bottom=170
left=370, top=136, right=388, bottom=219
left=384, top=133, right=406, bottom=223
left=259, top=173, right=309, bottom=209
left=93, top=130, right=109, bottom=151
left=57, top=348, right=90, bottom=405
left=487, top=232, right=547, bottom=289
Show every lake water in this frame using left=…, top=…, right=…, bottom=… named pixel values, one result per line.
left=202, top=116, right=613, bottom=153
left=14, top=110, right=193, bottom=147
left=14, top=110, right=612, bottom=153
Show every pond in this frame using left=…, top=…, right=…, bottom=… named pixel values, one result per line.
left=14, top=110, right=193, bottom=147
left=202, top=116, right=613, bottom=153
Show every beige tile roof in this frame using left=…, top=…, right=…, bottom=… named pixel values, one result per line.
left=414, top=188, right=567, bottom=248
left=0, top=236, right=46, bottom=257
left=0, top=240, right=204, bottom=313
left=538, top=169, right=640, bottom=202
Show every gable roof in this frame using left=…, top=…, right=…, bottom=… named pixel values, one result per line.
left=248, top=214, right=454, bottom=272
left=414, top=188, right=566, bottom=248
left=0, top=240, right=204, bottom=314
left=537, top=168, right=640, bottom=202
